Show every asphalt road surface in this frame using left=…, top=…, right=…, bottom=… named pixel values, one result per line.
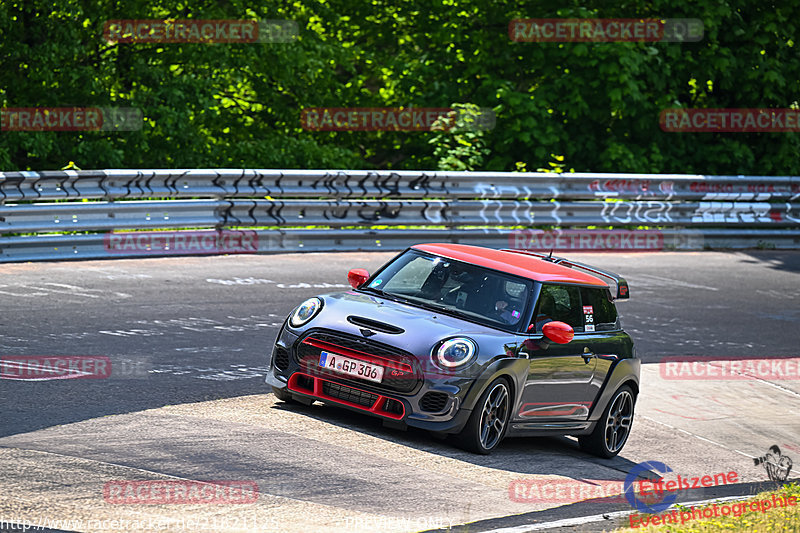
left=1, top=251, right=799, bottom=533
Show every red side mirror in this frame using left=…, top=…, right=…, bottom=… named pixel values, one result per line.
left=347, top=268, right=370, bottom=289
left=542, top=321, right=574, bottom=344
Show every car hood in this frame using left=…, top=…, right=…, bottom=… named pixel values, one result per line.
left=305, top=290, right=512, bottom=358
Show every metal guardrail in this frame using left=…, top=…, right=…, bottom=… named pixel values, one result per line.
left=1, top=169, right=799, bottom=262
left=2, top=169, right=799, bottom=201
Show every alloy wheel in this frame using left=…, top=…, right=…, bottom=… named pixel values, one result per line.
left=604, top=389, right=634, bottom=453
left=478, top=382, right=510, bottom=450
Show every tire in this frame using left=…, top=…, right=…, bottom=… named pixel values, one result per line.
left=579, top=385, right=635, bottom=458
left=453, top=378, right=512, bottom=454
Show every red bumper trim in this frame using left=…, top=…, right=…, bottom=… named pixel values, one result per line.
left=287, top=372, right=406, bottom=420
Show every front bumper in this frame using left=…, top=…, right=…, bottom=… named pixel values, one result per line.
left=267, top=326, right=475, bottom=433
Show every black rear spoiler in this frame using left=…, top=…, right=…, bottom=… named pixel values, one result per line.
left=501, top=249, right=630, bottom=300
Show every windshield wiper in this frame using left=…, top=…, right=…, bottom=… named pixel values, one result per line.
left=359, top=286, right=408, bottom=304
left=360, top=288, right=467, bottom=318
left=362, top=288, right=432, bottom=308
left=394, top=295, right=456, bottom=315
left=360, top=286, right=385, bottom=296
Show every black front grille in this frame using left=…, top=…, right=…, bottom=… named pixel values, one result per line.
left=295, top=330, right=420, bottom=393
left=323, top=381, right=378, bottom=407
left=419, top=391, right=450, bottom=413
left=273, top=346, right=290, bottom=371
left=308, top=331, right=408, bottom=358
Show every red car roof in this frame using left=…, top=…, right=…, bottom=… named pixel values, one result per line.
left=411, top=243, right=608, bottom=287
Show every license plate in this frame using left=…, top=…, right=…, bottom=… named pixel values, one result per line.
left=318, top=351, right=384, bottom=383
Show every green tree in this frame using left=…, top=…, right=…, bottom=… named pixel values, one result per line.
left=1, top=0, right=798, bottom=175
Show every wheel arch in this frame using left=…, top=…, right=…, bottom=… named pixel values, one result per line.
left=460, top=358, right=526, bottom=413
left=621, top=379, right=639, bottom=398
left=587, top=358, right=640, bottom=422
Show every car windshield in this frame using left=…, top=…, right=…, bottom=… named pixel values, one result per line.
left=362, top=250, right=533, bottom=330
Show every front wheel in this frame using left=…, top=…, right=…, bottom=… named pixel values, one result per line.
left=453, top=378, right=512, bottom=454
left=579, top=385, right=635, bottom=458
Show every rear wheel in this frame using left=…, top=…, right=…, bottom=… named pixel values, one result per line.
left=579, top=385, right=635, bottom=458
left=454, top=378, right=511, bottom=454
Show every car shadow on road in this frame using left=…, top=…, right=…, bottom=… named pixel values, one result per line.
left=273, top=398, right=798, bottom=531
left=269, top=396, right=644, bottom=479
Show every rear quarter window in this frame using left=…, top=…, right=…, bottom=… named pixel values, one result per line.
left=580, top=287, right=619, bottom=331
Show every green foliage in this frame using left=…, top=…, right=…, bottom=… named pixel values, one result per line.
left=0, top=0, right=798, bottom=174
left=536, top=153, right=574, bottom=173
left=429, top=103, right=490, bottom=171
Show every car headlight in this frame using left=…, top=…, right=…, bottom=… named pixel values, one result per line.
left=434, top=337, right=477, bottom=368
left=289, top=297, right=322, bottom=328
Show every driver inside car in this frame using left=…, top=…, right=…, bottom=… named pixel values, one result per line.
left=494, top=299, right=521, bottom=325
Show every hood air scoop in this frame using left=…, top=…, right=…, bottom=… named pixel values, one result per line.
left=347, top=315, right=405, bottom=335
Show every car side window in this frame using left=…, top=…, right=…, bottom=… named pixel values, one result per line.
left=533, top=284, right=584, bottom=333
left=580, top=287, right=619, bottom=331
